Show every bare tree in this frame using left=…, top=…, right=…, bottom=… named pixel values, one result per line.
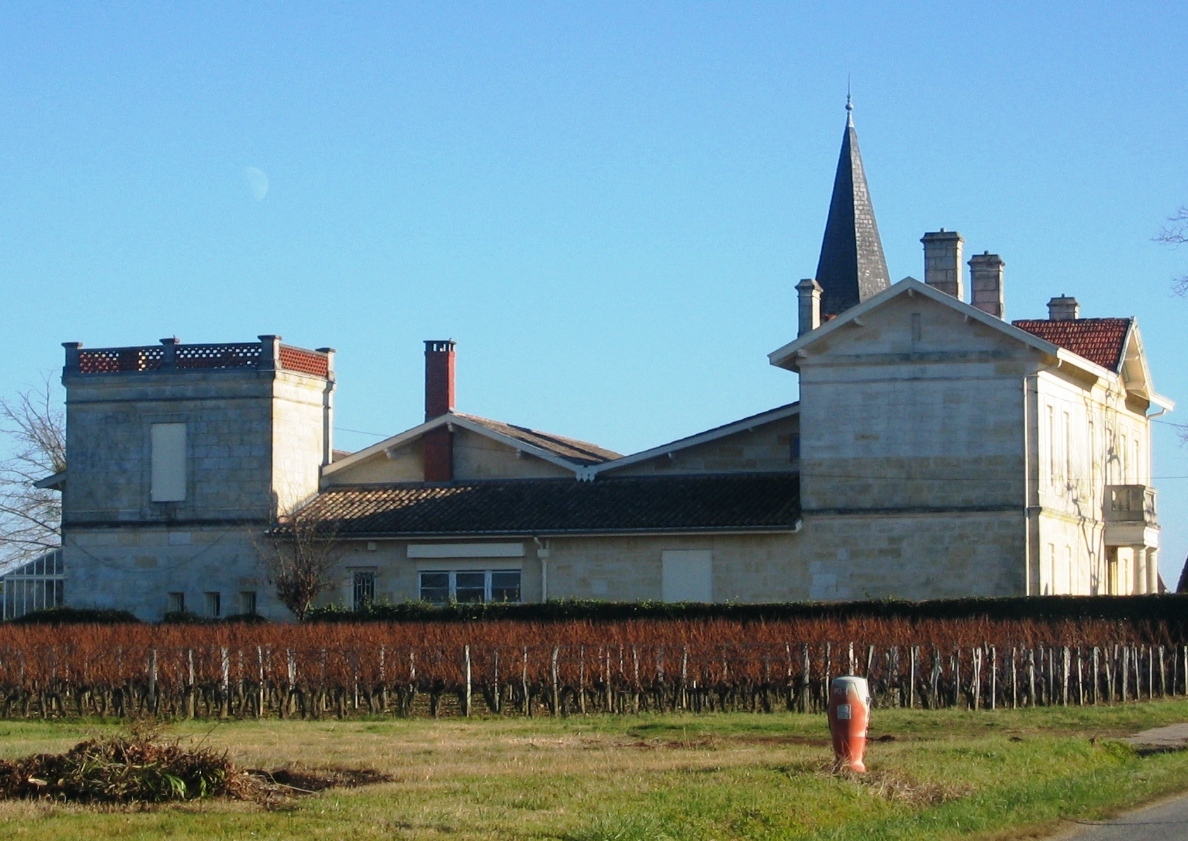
left=1155, top=207, right=1188, bottom=446
left=259, top=507, right=344, bottom=620
left=1156, top=206, right=1188, bottom=296
left=0, top=378, right=66, bottom=569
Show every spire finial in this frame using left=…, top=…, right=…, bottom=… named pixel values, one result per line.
left=845, top=77, right=853, bottom=125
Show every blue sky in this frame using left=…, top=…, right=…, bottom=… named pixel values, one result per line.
left=3, top=2, right=1187, bottom=584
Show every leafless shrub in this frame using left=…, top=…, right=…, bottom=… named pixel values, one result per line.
left=1155, top=205, right=1188, bottom=297
left=0, top=378, right=66, bottom=568
left=258, top=508, right=345, bottom=621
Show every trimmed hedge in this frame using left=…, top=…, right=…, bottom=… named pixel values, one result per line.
left=10, top=607, right=141, bottom=625
left=304, top=594, right=1188, bottom=638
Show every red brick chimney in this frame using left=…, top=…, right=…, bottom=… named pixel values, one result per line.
left=424, top=340, right=456, bottom=420
left=422, top=340, right=456, bottom=482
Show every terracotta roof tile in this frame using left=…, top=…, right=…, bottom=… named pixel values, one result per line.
left=456, top=413, right=621, bottom=466
left=289, top=473, right=800, bottom=537
left=1011, top=318, right=1132, bottom=371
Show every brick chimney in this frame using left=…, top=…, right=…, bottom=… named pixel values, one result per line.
left=796, top=278, right=823, bottom=336
left=921, top=229, right=964, bottom=299
left=423, top=340, right=456, bottom=482
left=424, top=340, right=456, bottom=421
left=968, top=252, right=1005, bottom=319
left=1047, top=295, right=1080, bottom=321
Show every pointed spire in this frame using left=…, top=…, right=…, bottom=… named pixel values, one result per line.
left=813, top=97, right=890, bottom=317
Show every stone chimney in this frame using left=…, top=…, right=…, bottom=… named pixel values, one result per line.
left=796, top=278, right=823, bottom=336
left=920, top=229, right=965, bottom=299
left=423, top=340, right=456, bottom=482
left=424, top=340, right=456, bottom=421
left=968, top=252, right=1005, bottom=318
left=1047, top=295, right=1080, bottom=321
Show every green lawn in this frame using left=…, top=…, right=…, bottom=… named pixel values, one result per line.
left=2, top=700, right=1188, bottom=840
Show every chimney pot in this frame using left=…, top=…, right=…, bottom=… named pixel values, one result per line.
left=1047, top=295, right=1080, bottom=321
left=920, top=230, right=965, bottom=300
left=968, top=253, right=1006, bottom=319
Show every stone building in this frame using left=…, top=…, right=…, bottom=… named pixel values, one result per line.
left=55, top=337, right=334, bottom=619
left=49, top=106, right=1172, bottom=619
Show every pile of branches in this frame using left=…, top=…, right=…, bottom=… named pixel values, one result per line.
left=0, top=727, right=393, bottom=805
left=0, top=727, right=237, bottom=803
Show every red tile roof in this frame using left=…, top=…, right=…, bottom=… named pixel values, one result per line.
left=287, top=473, right=800, bottom=537
left=1011, top=318, right=1132, bottom=371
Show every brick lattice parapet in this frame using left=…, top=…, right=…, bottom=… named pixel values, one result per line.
left=63, top=336, right=332, bottom=378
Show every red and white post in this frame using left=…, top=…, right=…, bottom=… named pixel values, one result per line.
left=827, top=676, right=871, bottom=773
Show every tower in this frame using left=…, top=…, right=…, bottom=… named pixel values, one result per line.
left=813, top=98, right=891, bottom=318
left=58, top=335, right=335, bottom=618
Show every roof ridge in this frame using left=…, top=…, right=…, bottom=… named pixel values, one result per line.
left=316, top=470, right=800, bottom=493
left=455, top=412, right=622, bottom=463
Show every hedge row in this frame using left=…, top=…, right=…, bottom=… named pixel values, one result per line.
left=306, top=594, right=1188, bottom=636
left=12, top=595, right=1188, bottom=641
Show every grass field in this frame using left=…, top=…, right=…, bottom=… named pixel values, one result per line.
left=3, top=701, right=1188, bottom=840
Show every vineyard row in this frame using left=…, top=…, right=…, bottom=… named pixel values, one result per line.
left=3, top=640, right=1185, bottom=720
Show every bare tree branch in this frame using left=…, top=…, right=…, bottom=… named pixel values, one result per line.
left=0, top=377, right=66, bottom=568
left=1155, top=206, right=1188, bottom=296
left=256, top=505, right=344, bottom=620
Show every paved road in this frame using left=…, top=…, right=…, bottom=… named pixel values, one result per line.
left=1049, top=724, right=1188, bottom=840
left=1051, top=793, right=1188, bottom=841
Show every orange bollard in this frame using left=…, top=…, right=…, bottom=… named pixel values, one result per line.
left=827, top=676, right=871, bottom=773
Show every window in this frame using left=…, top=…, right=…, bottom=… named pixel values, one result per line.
left=419, top=571, right=450, bottom=604
left=1062, top=411, right=1071, bottom=482
left=454, top=571, right=486, bottom=603
left=1, top=550, right=65, bottom=621
left=151, top=423, right=187, bottom=502
left=661, top=550, right=713, bottom=602
left=418, top=570, right=521, bottom=604
left=1088, top=417, right=1096, bottom=486
left=167, top=592, right=185, bottom=614
left=240, top=591, right=257, bottom=615
left=790, top=434, right=801, bottom=461
left=490, top=571, right=521, bottom=602
left=1046, top=406, right=1055, bottom=483
left=205, top=592, right=221, bottom=618
left=352, top=569, right=376, bottom=611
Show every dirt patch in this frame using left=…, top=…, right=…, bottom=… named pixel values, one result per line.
left=235, top=765, right=395, bottom=806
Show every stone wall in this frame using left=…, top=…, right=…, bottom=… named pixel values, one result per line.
left=797, top=295, right=1032, bottom=513
left=65, top=526, right=280, bottom=619
left=64, top=371, right=277, bottom=524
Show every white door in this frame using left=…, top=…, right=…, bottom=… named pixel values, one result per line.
left=661, top=550, right=713, bottom=602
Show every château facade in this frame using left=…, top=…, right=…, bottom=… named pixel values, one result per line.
left=43, top=107, right=1171, bottom=620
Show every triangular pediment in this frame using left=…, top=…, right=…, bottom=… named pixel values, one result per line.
left=1117, top=325, right=1172, bottom=409
left=769, top=278, right=1174, bottom=412
left=770, top=279, right=1065, bottom=371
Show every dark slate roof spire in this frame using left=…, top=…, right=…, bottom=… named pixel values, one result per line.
left=814, top=98, right=891, bottom=317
